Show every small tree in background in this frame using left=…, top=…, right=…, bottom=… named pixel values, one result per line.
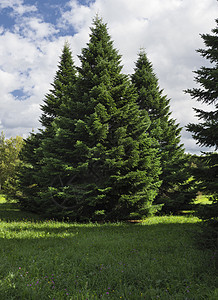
left=0, top=132, right=23, bottom=197
left=132, top=51, right=195, bottom=213
left=185, top=19, right=218, bottom=234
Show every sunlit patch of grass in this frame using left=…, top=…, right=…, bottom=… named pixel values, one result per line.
left=195, top=193, right=213, bottom=205
left=0, top=195, right=217, bottom=299
left=142, top=215, right=200, bottom=225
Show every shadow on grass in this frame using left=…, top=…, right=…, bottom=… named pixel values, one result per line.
left=0, top=199, right=43, bottom=222
left=0, top=195, right=214, bottom=255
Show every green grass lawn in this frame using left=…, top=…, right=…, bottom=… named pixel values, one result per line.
left=0, top=195, right=217, bottom=299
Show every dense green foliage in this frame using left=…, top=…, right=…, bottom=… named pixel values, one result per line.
left=18, top=44, right=78, bottom=214
left=0, top=132, right=23, bottom=196
left=132, top=51, right=195, bottom=213
left=18, top=18, right=162, bottom=221
left=0, top=196, right=217, bottom=299
left=40, top=41, right=77, bottom=129
left=185, top=19, right=218, bottom=230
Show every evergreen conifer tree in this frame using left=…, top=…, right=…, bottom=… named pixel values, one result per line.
left=18, top=43, right=77, bottom=213
left=185, top=19, right=218, bottom=229
left=18, top=18, right=162, bottom=220
left=18, top=132, right=43, bottom=212
left=132, top=51, right=195, bottom=213
left=29, top=17, right=161, bottom=221
left=51, top=18, right=161, bottom=220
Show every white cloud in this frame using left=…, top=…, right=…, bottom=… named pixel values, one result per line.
left=0, top=69, right=20, bottom=93
left=0, top=0, right=37, bottom=15
left=15, top=17, right=59, bottom=40
left=0, top=31, right=38, bottom=72
left=59, top=0, right=92, bottom=31
left=0, top=32, right=63, bottom=139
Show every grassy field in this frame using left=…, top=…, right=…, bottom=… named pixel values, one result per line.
left=0, top=195, right=217, bottom=299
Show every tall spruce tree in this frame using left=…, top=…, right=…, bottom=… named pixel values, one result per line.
left=185, top=19, right=218, bottom=229
left=132, top=51, right=195, bottom=213
left=74, top=18, right=162, bottom=220
left=18, top=43, right=77, bottom=213
left=27, top=17, right=162, bottom=221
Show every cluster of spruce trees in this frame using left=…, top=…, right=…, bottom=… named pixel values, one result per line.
left=18, top=17, right=194, bottom=221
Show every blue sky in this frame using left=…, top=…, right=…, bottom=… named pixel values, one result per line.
left=0, top=0, right=217, bottom=154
